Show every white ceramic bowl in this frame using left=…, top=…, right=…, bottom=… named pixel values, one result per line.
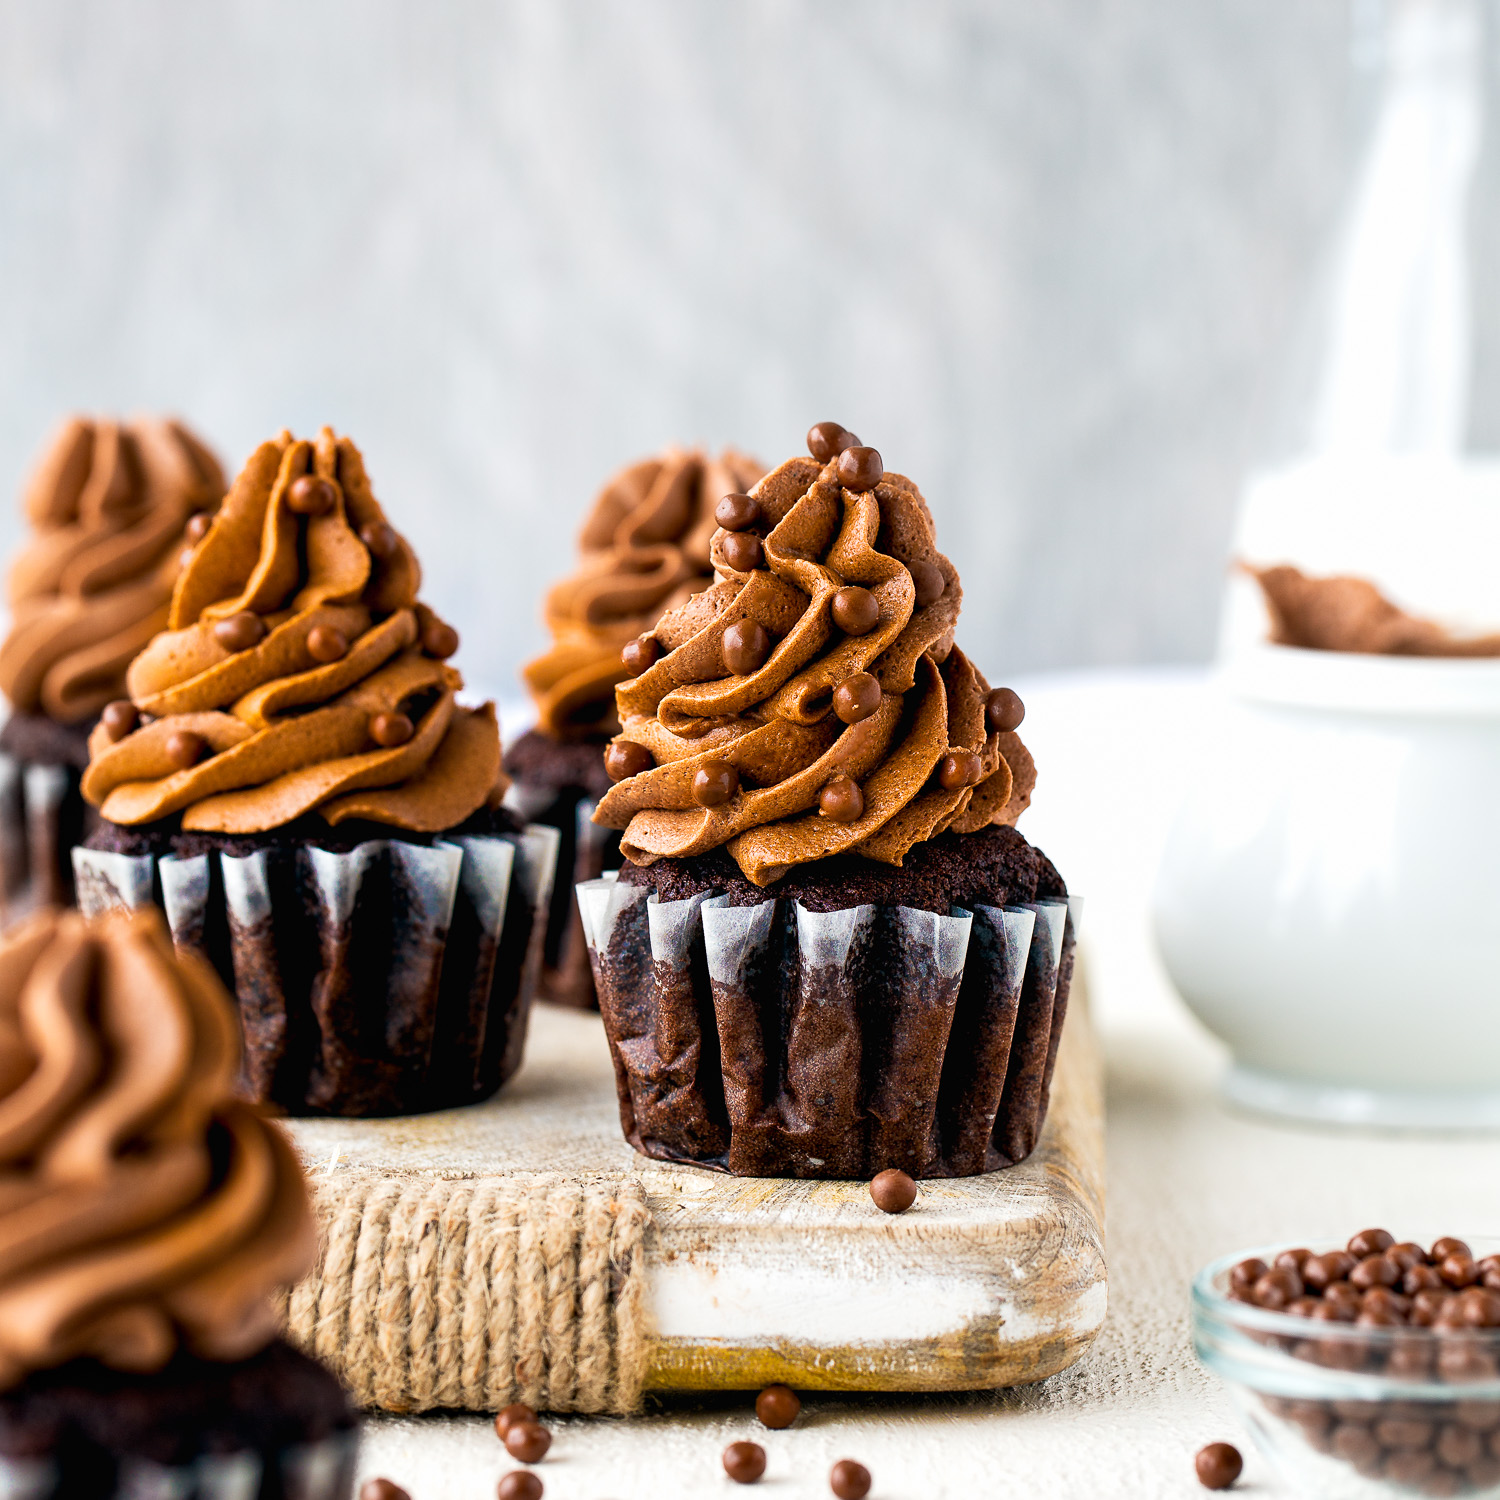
left=1152, top=645, right=1500, bottom=1128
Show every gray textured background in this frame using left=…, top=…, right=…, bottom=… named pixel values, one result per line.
left=0, top=0, right=1351, bottom=706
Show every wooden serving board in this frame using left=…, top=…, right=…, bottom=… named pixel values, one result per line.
left=287, top=980, right=1106, bottom=1395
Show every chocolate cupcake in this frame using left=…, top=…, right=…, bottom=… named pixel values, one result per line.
left=508, top=445, right=763, bottom=1008
left=70, top=428, right=557, bottom=1116
left=0, top=418, right=224, bottom=917
left=579, top=422, right=1079, bottom=1179
left=0, top=906, right=357, bottom=1499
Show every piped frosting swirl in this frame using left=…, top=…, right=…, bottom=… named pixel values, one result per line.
left=0, top=417, right=225, bottom=724
left=0, top=906, right=315, bottom=1386
left=81, top=427, right=504, bottom=834
left=523, top=447, right=764, bottom=738
left=594, top=425, right=1034, bottom=887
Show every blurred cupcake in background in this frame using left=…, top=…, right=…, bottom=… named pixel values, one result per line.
left=72, top=427, right=557, bottom=1117
left=0, top=417, right=224, bottom=916
left=506, top=445, right=763, bottom=1008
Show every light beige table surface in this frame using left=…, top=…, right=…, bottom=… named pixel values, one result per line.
left=355, top=671, right=1500, bottom=1499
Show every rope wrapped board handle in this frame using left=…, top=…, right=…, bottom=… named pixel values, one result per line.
left=277, top=1170, right=652, bottom=1416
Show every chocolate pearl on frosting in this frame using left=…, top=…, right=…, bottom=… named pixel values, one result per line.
left=286, top=474, right=338, bottom=515
left=496, top=1472, right=543, bottom=1500
left=307, top=625, right=349, bottom=663
left=213, top=611, right=265, bottom=653
left=909, top=559, right=946, bottom=607
left=985, top=687, right=1025, bottom=734
left=101, top=699, right=139, bottom=741
left=937, top=750, right=983, bottom=791
left=360, top=1481, right=411, bottom=1500
left=833, top=673, right=882, bottom=725
left=621, top=635, right=660, bottom=675
left=185, top=512, right=212, bottom=544
left=870, top=1169, right=917, bottom=1214
left=504, top=1422, right=551, bottom=1464
left=807, top=422, right=859, bottom=462
left=723, top=1441, right=766, bottom=1483
left=423, top=619, right=460, bottom=659
left=606, top=741, right=654, bottom=782
left=1194, top=1442, right=1243, bottom=1490
left=723, top=619, right=772, bottom=676
left=716, top=493, right=761, bottom=531
left=721, top=531, right=764, bottom=572
left=495, top=1403, right=536, bottom=1439
left=829, top=1459, right=872, bottom=1500
left=370, top=712, right=415, bottom=748
left=755, top=1385, right=801, bottom=1430
left=693, top=760, right=739, bottom=807
left=831, top=585, right=880, bottom=636
left=819, top=775, right=865, bottom=824
left=836, top=446, right=883, bottom=493
left=361, top=521, right=400, bottom=558
left=164, top=730, right=205, bottom=770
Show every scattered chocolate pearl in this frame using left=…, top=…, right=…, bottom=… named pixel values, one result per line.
left=496, top=1473, right=543, bottom=1500
left=818, top=775, right=864, bottom=825
left=621, top=636, right=660, bottom=676
left=101, top=700, right=139, bottom=741
left=307, top=625, right=350, bottom=663
left=361, top=521, right=400, bottom=558
left=605, top=741, right=654, bottom=782
left=755, top=1384, right=800, bottom=1430
left=833, top=673, right=882, bottom=725
left=1348, top=1228, right=1396, bottom=1258
left=286, top=474, right=338, bottom=516
left=504, top=1422, right=552, bottom=1464
left=909, top=559, right=946, bottom=607
left=723, top=619, right=772, bottom=676
left=185, top=512, right=212, bottom=543
left=828, top=1459, right=871, bottom=1500
left=830, top=585, right=880, bottom=636
left=164, top=730, right=205, bottom=771
left=722, top=1441, right=766, bottom=1483
left=937, top=750, right=983, bottom=792
left=1350, top=1254, right=1400, bottom=1291
left=495, top=1402, right=537, bottom=1439
left=370, top=712, right=415, bottom=748
left=870, top=1168, right=917, bottom=1214
left=807, top=422, right=858, bottom=463
left=423, top=619, right=460, bottom=659
left=360, top=1481, right=410, bottom=1500
left=1194, top=1442, right=1243, bottom=1490
left=1434, top=1237, right=1473, bottom=1263
left=693, top=760, right=739, bottom=808
left=716, top=493, right=761, bottom=531
left=836, top=446, right=883, bottom=493
left=213, top=611, right=265, bottom=653
left=721, top=532, right=764, bottom=572
left=1440, top=1254, right=1480, bottom=1288
left=984, top=687, right=1025, bottom=735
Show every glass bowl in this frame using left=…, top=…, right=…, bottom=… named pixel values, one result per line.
left=1193, top=1241, right=1500, bottom=1498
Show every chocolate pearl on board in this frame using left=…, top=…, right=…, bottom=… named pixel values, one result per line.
left=496, top=1474, right=543, bottom=1500
left=1194, top=1442, right=1243, bottom=1490
left=370, top=712, right=415, bottom=748
left=307, top=625, right=349, bottom=663
left=870, top=1169, right=917, bottom=1214
left=164, top=730, right=205, bottom=770
left=818, top=775, right=864, bottom=825
left=361, top=521, right=400, bottom=558
left=495, top=1402, right=537, bottom=1439
left=829, top=1460, right=872, bottom=1500
left=101, top=700, right=139, bottom=741
left=1388, top=1241, right=1427, bottom=1273
left=185, top=511, right=212, bottom=543
left=423, top=619, right=460, bottom=659
left=504, top=1422, right=551, bottom=1464
left=936, top=750, right=982, bottom=791
left=1434, top=1237, right=1473, bottom=1262
left=360, top=1482, right=411, bottom=1500
left=836, top=446, right=883, bottom=493
left=755, top=1385, right=801, bottom=1430
left=693, top=761, right=739, bottom=807
left=605, top=741, right=653, bottom=782
left=716, top=493, right=761, bottom=531
left=723, top=619, right=772, bottom=676
left=985, top=687, right=1025, bottom=734
left=286, top=474, right=338, bottom=515
left=621, top=636, right=660, bottom=675
left=831, top=585, right=880, bottom=635
left=213, top=611, right=265, bottom=652
left=721, top=531, right=764, bottom=572
left=722, top=1441, right=766, bottom=1483
left=1406, top=1263, right=1445, bottom=1294
left=909, top=559, right=946, bottom=607
left=1349, top=1228, right=1396, bottom=1258
left=1350, top=1254, right=1400, bottom=1290
left=807, top=422, right=858, bottom=463
left=1440, top=1254, right=1480, bottom=1288
left=833, top=673, right=882, bottom=725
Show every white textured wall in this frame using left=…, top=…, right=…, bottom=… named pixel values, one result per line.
left=0, top=0, right=1348, bottom=713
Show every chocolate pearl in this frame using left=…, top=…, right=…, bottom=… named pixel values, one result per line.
left=1412, top=1288, right=1454, bottom=1326
left=100, top=700, right=139, bottom=741
left=1311, top=1299, right=1357, bottom=1323
left=1388, top=1340, right=1436, bottom=1376
left=185, top=511, right=212, bottom=543
left=1470, top=1457, right=1500, bottom=1488
left=1406, top=1263, right=1445, bottom=1294
left=1384, top=1450, right=1438, bottom=1485
left=496, top=1474, right=543, bottom=1500
left=503, top=1422, right=551, bottom=1464
left=1361, top=1286, right=1407, bottom=1317
left=807, top=422, right=858, bottom=463
left=723, top=619, right=772, bottom=676
left=1194, top=1442, right=1242, bottom=1490
left=361, top=521, right=400, bottom=558
left=370, top=712, right=415, bottom=748
left=722, top=1441, right=766, bottom=1483
left=1439, top=1424, right=1484, bottom=1468
left=423, top=619, right=460, bottom=659
left=164, top=730, right=205, bottom=770
left=1440, top=1343, right=1500, bottom=1381
left=693, top=760, right=739, bottom=807
left=1304, top=1251, right=1356, bottom=1292
left=836, top=446, right=883, bottom=493
left=286, top=474, right=338, bottom=515
left=1252, top=1268, right=1302, bottom=1309
left=1455, top=1401, right=1500, bottom=1432
left=870, top=1169, right=917, bottom=1214
left=1350, top=1254, right=1400, bottom=1290
left=307, top=625, right=349, bottom=663
left=213, top=611, right=265, bottom=653
left=716, top=493, right=761, bottom=531
left=621, top=636, right=660, bottom=675
left=1349, top=1228, right=1396, bottom=1258
left=818, top=775, right=864, bottom=825
left=830, top=585, right=880, bottom=636
left=1324, top=1280, right=1363, bottom=1310
left=936, top=750, right=982, bottom=792
left=721, top=531, right=764, bottom=572
left=1440, top=1254, right=1480, bottom=1288
left=829, top=1460, right=871, bottom=1500
left=1389, top=1241, right=1428, bottom=1273
left=605, top=741, right=653, bottom=782
left=1434, top=1237, right=1473, bottom=1263
left=1357, top=1305, right=1403, bottom=1327
left=833, top=673, right=882, bottom=725
left=1230, top=1258, right=1268, bottom=1294
left=360, top=1482, right=411, bottom=1500
left=755, top=1384, right=800, bottom=1430
left=495, top=1402, right=537, bottom=1439
left=1457, top=1287, right=1500, bottom=1327
left=1330, top=1422, right=1381, bottom=1467
left=1275, top=1248, right=1313, bottom=1274
left=1286, top=1297, right=1319, bottom=1318
left=1479, top=1255, right=1500, bottom=1289
left=909, top=559, right=946, bottom=607
left=985, top=687, right=1025, bottom=734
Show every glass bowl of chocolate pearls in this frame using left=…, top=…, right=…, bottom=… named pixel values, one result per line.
left=1194, top=1231, right=1500, bottom=1498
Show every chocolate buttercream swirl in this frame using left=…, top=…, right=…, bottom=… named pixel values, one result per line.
left=0, top=417, right=225, bottom=724
left=523, top=447, right=764, bottom=738
left=81, top=427, right=505, bottom=833
left=0, top=906, right=315, bottom=1387
left=594, top=431, right=1035, bottom=887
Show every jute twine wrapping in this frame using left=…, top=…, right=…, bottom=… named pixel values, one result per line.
left=277, top=1172, right=652, bottom=1416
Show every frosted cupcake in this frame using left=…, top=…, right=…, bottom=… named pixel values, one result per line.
left=507, top=445, right=762, bottom=1007
left=72, top=428, right=557, bottom=1116
left=578, top=423, right=1079, bottom=1179
left=0, top=418, right=224, bottom=914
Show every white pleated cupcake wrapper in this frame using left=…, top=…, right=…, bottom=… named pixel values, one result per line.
left=72, top=825, right=559, bottom=1116
left=578, top=872, right=1082, bottom=1179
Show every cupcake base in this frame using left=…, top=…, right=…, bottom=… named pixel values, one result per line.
left=0, top=1339, right=357, bottom=1500
left=0, top=712, right=97, bottom=918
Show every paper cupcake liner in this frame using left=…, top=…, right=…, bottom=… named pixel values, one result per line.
left=73, top=825, right=559, bottom=1117
left=577, top=873, right=1081, bottom=1179
left=0, top=752, right=93, bottom=919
